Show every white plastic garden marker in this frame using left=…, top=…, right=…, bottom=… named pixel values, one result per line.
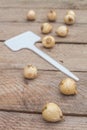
left=5, top=31, right=79, bottom=81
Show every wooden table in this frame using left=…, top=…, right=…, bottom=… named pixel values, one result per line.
left=0, top=0, right=87, bottom=129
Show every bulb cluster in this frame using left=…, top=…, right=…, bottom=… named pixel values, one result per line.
left=26, top=10, right=76, bottom=49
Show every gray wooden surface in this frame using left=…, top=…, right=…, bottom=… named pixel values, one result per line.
left=0, top=0, right=87, bottom=129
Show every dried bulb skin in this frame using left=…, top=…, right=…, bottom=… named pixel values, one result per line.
left=41, top=23, right=52, bottom=34
left=27, top=10, right=36, bottom=21
left=67, top=10, right=76, bottom=17
left=24, top=65, right=37, bottom=79
left=42, top=103, right=63, bottom=122
left=59, top=78, right=77, bottom=95
left=64, top=14, right=75, bottom=25
left=42, top=36, right=55, bottom=48
left=47, top=10, right=57, bottom=22
left=56, top=25, right=68, bottom=37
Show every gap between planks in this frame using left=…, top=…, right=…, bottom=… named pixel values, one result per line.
left=0, top=67, right=87, bottom=73
left=0, top=109, right=87, bottom=117
left=0, top=0, right=87, bottom=10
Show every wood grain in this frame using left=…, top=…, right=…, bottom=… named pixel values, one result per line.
left=0, top=23, right=87, bottom=43
left=0, top=8, right=87, bottom=24
left=0, top=111, right=87, bottom=130
left=0, top=69, right=87, bottom=115
left=0, top=42, right=87, bottom=71
left=0, top=0, right=87, bottom=129
left=0, top=0, right=87, bottom=9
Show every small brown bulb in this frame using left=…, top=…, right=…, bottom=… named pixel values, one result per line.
left=27, top=10, right=36, bottom=21
left=59, top=78, right=77, bottom=95
left=42, top=35, right=55, bottom=48
left=41, top=23, right=52, bottom=34
left=64, top=14, right=75, bottom=25
left=42, top=103, right=63, bottom=122
left=24, top=65, right=37, bottom=79
left=56, top=25, right=69, bottom=37
left=67, top=10, right=76, bottom=17
left=47, top=10, right=57, bottom=22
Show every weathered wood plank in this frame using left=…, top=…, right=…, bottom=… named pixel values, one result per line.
left=0, top=111, right=87, bottom=130
left=0, top=42, right=87, bottom=71
left=0, top=0, right=87, bottom=9
left=0, top=23, right=87, bottom=43
left=0, top=69, right=87, bottom=115
left=0, top=8, right=87, bottom=24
